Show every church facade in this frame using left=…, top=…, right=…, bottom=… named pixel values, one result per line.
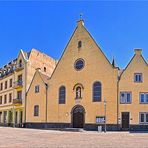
left=25, top=19, right=148, bottom=131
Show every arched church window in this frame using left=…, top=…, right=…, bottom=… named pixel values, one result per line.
left=34, top=105, right=39, bottom=116
left=93, top=81, right=102, bottom=102
left=59, top=86, right=66, bottom=104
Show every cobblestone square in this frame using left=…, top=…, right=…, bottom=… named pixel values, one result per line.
left=0, top=127, right=148, bottom=148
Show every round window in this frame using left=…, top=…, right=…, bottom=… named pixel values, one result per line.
left=74, top=59, right=84, bottom=70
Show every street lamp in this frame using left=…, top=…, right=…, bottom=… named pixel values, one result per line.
left=104, top=99, right=107, bottom=133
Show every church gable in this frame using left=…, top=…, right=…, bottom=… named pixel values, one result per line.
left=51, top=19, right=116, bottom=81
left=27, top=69, right=47, bottom=95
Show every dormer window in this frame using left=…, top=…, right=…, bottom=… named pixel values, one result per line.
left=78, top=41, right=82, bottom=48
left=19, top=60, right=22, bottom=67
left=134, top=73, right=142, bottom=83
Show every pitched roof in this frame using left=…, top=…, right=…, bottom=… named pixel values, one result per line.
left=119, top=53, right=148, bottom=78
left=27, top=69, right=50, bottom=94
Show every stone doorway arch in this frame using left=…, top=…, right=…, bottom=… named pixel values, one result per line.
left=71, top=105, right=85, bottom=128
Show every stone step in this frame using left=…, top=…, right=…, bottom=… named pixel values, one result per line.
left=60, top=128, right=85, bottom=132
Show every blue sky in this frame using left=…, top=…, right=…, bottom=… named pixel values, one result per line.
left=0, top=1, right=148, bottom=69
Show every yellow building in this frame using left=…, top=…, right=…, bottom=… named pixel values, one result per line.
left=0, top=49, right=56, bottom=127
left=26, top=19, right=119, bottom=131
left=119, top=49, right=148, bottom=131
left=25, top=19, right=148, bottom=131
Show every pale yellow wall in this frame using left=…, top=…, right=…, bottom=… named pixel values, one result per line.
left=0, top=48, right=56, bottom=124
left=0, top=51, right=26, bottom=124
left=14, top=52, right=25, bottom=104
left=26, top=48, right=56, bottom=91
left=47, top=21, right=118, bottom=124
left=26, top=71, right=47, bottom=122
left=0, top=74, right=14, bottom=106
left=119, top=50, right=148, bottom=124
left=25, top=21, right=148, bottom=127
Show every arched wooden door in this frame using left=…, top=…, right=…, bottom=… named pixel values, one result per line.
left=72, top=105, right=85, bottom=128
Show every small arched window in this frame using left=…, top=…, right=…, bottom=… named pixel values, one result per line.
left=34, top=105, right=39, bottom=116
left=59, top=86, right=66, bottom=104
left=76, top=86, right=81, bottom=99
left=78, top=40, right=82, bottom=48
left=93, top=82, right=102, bottom=102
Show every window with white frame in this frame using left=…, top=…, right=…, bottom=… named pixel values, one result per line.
left=35, top=85, right=39, bottom=93
left=140, top=93, right=148, bottom=103
left=134, top=73, right=142, bottom=83
left=140, top=112, right=148, bottom=124
left=120, top=92, right=132, bottom=104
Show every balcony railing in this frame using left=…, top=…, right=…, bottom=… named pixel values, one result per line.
left=13, top=80, right=23, bottom=89
left=15, top=64, right=24, bottom=71
left=13, top=98, right=22, bottom=105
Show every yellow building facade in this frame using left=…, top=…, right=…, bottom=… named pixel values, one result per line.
left=119, top=49, right=148, bottom=131
left=0, top=49, right=56, bottom=127
left=21, top=19, right=148, bottom=131
left=26, top=19, right=118, bottom=131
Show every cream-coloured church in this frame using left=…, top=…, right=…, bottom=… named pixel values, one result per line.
left=1, top=19, right=148, bottom=131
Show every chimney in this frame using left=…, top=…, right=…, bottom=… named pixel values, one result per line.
left=134, top=49, right=142, bottom=55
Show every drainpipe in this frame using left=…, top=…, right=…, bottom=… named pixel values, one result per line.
left=24, top=61, right=27, bottom=127
left=117, top=76, right=120, bottom=130
left=45, top=83, right=48, bottom=124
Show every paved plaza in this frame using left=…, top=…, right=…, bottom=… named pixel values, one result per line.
left=0, top=127, right=148, bottom=148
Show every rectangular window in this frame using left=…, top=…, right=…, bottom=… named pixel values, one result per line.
left=0, top=83, right=3, bottom=91
left=146, top=114, right=148, bottom=123
left=120, top=92, right=132, bottom=104
left=35, top=85, right=39, bottom=93
left=9, top=93, right=12, bottom=103
left=18, top=75, right=23, bottom=85
left=5, top=81, right=7, bottom=89
left=146, top=94, right=148, bottom=103
left=134, top=73, right=142, bottom=83
left=140, top=112, right=148, bottom=124
left=17, top=91, right=22, bottom=99
left=140, top=113, right=144, bottom=123
left=18, top=75, right=22, bottom=81
left=96, top=116, right=105, bottom=123
left=4, top=95, right=7, bottom=104
left=0, top=96, right=2, bottom=104
left=9, top=79, right=13, bottom=88
left=140, top=93, right=148, bottom=104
